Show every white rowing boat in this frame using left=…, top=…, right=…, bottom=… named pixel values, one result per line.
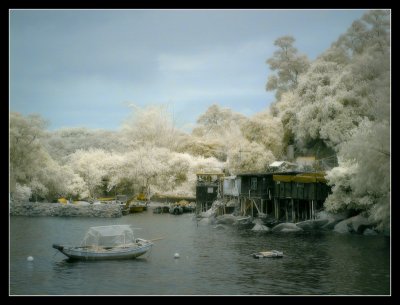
left=53, top=225, right=153, bottom=260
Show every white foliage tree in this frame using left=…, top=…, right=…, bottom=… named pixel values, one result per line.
left=10, top=112, right=78, bottom=201
left=227, top=141, right=275, bottom=174
left=266, top=36, right=310, bottom=100
left=277, top=10, right=389, bottom=155
left=173, top=153, right=225, bottom=196
left=121, top=104, right=181, bottom=151
left=12, top=183, right=32, bottom=202
left=193, top=104, right=247, bottom=138
left=335, top=10, right=390, bottom=56
left=325, top=118, right=390, bottom=232
left=62, top=166, right=90, bottom=200
left=176, top=134, right=228, bottom=161
left=240, top=110, right=284, bottom=158
left=10, top=112, right=48, bottom=193
left=44, top=127, right=126, bottom=163
left=273, top=10, right=390, bottom=231
left=67, top=149, right=110, bottom=199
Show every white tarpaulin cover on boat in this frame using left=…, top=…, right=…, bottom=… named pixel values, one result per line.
left=81, top=225, right=136, bottom=247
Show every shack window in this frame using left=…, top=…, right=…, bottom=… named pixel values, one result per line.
left=251, top=177, right=257, bottom=190
left=207, top=187, right=214, bottom=193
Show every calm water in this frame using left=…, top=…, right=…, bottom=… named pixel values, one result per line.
left=9, top=207, right=390, bottom=295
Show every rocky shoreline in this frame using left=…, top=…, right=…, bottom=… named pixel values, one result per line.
left=9, top=201, right=122, bottom=218
left=9, top=201, right=389, bottom=236
left=199, top=209, right=388, bottom=236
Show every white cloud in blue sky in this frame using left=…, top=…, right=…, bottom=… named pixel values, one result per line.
left=10, top=9, right=367, bottom=131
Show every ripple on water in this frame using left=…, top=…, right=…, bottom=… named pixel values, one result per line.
left=10, top=213, right=390, bottom=295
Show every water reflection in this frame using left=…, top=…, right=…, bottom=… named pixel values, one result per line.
left=10, top=214, right=390, bottom=295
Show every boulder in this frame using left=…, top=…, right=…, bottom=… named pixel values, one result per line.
left=363, top=228, right=378, bottom=236
left=215, top=214, right=237, bottom=225
left=233, top=216, right=252, bottom=226
left=333, top=218, right=353, bottom=234
left=281, top=228, right=302, bottom=233
left=252, top=217, right=265, bottom=225
left=213, top=224, right=227, bottom=230
left=351, top=214, right=374, bottom=233
left=197, top=218, right=212, bottom=226
left=272, top=222, right=302, bottom=232
left=334, top=214, right=374, bottom=234
left=199, top=208, right=216, bottom=218
left=251, top=224, right=270, bottom=232
left=296, top=219, right=329, bottom=230
left=317, top=211, right=349, bottom=230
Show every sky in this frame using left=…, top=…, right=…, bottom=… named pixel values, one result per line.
left=10, top=9, right=368, bottom=131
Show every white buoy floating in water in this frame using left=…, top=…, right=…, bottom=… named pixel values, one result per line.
left=27, top=256, right=34, bottom=262
left=174, top=253, right=180, bottom=259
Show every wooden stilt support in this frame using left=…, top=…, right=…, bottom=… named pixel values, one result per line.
left=291, top=199, right=294, bottom=222
left=277, top=199, right=280, bottom=220
left=285, top=200, right=288, bottom=222
left=311, top=200, right=314, bottom=220
left=251, top=199, right=262, bottom=216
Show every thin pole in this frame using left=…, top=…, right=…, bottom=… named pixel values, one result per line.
left=291, top=199, right=294, bottom=222
left=277, top=199, right=280, bottom=220
left=312, top=200, right=314, bottom=220
left=285, top=201, right=288, bottom=222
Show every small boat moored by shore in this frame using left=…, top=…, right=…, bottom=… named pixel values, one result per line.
left=169, top=205, right=183, bottom=215
left=252, top=250, right=283, bottom=259
left=52, top=225, right=153, bottom=260
left=153, top=206, right=170, bottom=214
left=129, top=203, right=146, bottom=213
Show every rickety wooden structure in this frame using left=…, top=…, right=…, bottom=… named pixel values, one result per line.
left=195, top=172, right=224, bottom=213
left=234, top=172, right=293, bottom=219
left=272, top=172, right=330, bottom=222
left=220, top=171, right=330, bottom=222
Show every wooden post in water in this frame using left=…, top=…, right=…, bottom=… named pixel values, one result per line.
left=277, top=199, right=280, bottom=220
left=311, top=200, right=313, bottom=220
left=311, top=200, right=314, bottom=220
left=291, top=199, right=294, bottom=222
left=297, top=200, right=300, bottom=222
left=251, top=199, right=254, bottom=218
left=285, top=200, right=288, bottom=222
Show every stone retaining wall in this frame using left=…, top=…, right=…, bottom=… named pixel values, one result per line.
left=9, top=201, right=122, bottom=218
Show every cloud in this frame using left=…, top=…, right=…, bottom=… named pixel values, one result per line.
left=158, top=54, right=207, bottom=72
left=10, top=9, right=367, bottom=130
